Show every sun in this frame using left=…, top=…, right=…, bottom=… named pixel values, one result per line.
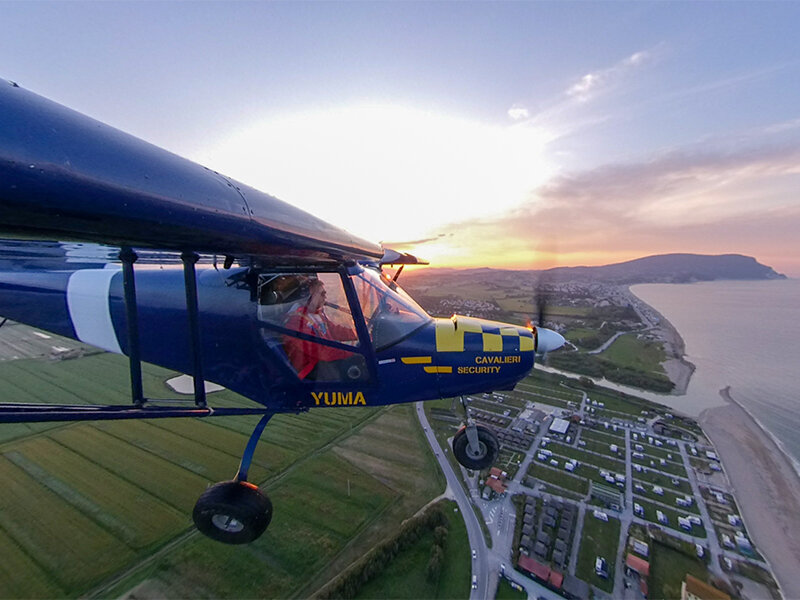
left=193, top=105, right=556, bottom=247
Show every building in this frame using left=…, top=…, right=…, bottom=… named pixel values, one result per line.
left=680, top=574, right=731, bottom=600
left=518, top=555, right=550, bottom=583
left=562, top=574, right=590, bottom=600
left=485, top=477, right=507, bottom=497
left=625, top=553, right=650, bottom=578
left=549, top=417, right=570, bottom=436
left=590, top=481, right=625, bottom=509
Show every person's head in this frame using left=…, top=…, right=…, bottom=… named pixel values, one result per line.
left=307, top=279, right=327, bottom=313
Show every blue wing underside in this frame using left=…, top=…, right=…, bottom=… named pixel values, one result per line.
left=0, top=78, right=382, bottom=265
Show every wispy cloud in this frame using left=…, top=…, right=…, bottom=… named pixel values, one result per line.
left=507, top=104, right=530, bottom=121
left=566, top=50, right=652, bottom=103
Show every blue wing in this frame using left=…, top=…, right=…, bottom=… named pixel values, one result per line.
left=0, top=78, right=382, bottom=264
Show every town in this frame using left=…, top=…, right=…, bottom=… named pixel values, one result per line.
left=422, top=369, right=780, bottom=600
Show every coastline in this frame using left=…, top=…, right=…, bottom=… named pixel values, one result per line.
left=700, top=387, right=800, bottom=600
left=624, top=285, right=696, bottom=396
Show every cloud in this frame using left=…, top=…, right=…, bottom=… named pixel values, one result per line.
left=409, top=142, right=800, bottom=274
left=567, top=50, right=651, bottom=102
left=507, top=104, right=530, bottom=120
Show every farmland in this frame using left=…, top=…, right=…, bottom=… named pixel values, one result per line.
left=0, top=353, right=445, bottom=598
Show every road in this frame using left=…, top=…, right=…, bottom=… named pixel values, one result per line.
left=416, top=402, right=489, bottom=600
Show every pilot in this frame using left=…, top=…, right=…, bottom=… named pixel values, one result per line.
left=283, top=279, right=360, bottom=380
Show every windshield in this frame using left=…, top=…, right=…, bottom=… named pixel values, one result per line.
left=352, top=268, right=431, bottom=350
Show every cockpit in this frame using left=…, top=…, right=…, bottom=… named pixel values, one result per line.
left=252, top=265, right=431, bottom=381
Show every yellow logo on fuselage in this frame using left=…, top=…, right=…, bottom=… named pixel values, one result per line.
left=475, top=355, right=521, bottom=364
left=311, top=391, right=366, bottom=406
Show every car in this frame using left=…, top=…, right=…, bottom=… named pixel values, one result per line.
left=723, top=557, right=733, bottom=571
left=472, top=550, right=476, bottom=560
left=471, top=575, right=478, bottom=589
left=595, top=556, right=608, bottom=578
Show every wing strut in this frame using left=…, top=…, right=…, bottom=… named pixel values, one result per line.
left=119, top=247, right=207, bottom=409
left=120, top=247, right=145, bottom=407
left=182, top=252, right=207, bottom=408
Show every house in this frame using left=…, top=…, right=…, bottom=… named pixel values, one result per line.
left=680, top=574, right=731, bottom=600
left=518, top=555, right=550, bottom=583
left=536, top=531, right=551, bottom=546
left=562, top=575, right=590, bottom=600
left=625, top=553, right=650, bottom=578
left=552, top=549, right=566, bottom=568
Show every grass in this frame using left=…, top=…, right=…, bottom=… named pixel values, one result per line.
left=526, top=463, right=589, bottom=496
left=0, top=354, right=445, bottom=598
left=633, top=498, right=707, bottom=538
left=632, top=452, right=687, bottom=478
left=634, top=466, right=692, bottom=494
left=495, top=577, right=527, bottom=599
left=580, top=437, right=627, bottom=459
left=575, top=512, right=620, bottom=593
left=548, top=442, right=626, bottom=473
left=580, top=387, right=661, bottom=417
left=600, top=334, right=667, bottom=375
left=649, top=541, right=708, bottom=600
left=632, top=479, right=699, bottom=514
left=354, top=500, right=470, bottom=599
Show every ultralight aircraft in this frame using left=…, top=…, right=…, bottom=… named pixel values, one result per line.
left=0, top=79, right=565, bottom=543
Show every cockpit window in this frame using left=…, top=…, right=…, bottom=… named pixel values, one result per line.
left=256, top=272, right=365, bottom=382
left=352, top=268, right=431, bottom=350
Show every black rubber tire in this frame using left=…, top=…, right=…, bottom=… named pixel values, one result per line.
left=452, top=424, right=499, bottom=470
left=193, top=480, right=273, bottom=544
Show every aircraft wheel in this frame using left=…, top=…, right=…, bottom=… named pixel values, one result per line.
left=193, top=480, right=272, bottom=544
left=452, top=424, right=499, bottom=470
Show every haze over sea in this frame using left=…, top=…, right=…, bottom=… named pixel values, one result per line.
left=631, top=279, right=800, bottom=473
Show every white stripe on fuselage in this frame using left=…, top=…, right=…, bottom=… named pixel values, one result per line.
left=66, top=269, right=122, bottom=354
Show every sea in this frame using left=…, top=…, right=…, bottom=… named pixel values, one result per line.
left=630, top=278, right=800, bottom=474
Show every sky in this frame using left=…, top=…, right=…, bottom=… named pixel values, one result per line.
left=2, top=1, right=799, bottom=275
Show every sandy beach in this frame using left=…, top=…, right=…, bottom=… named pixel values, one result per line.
left=700, top=389, right=800, bottom=600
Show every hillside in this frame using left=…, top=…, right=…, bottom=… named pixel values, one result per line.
left=402, top=253, right=785, bottom=286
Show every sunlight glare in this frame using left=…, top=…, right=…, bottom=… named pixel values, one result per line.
left=193, top=105, right=555, bottom=245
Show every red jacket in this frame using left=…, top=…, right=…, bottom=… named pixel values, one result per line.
left=283, top=306, right=357, bottom=379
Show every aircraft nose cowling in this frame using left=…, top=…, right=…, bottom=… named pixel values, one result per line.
left=432, top=315, right=535, bottom=397
left=536, top=327, right=566, bottom=353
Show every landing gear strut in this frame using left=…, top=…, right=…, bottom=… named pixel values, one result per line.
left=192, top=413, right=274, bottom=544
left=452, top=396, right=499, bottom=470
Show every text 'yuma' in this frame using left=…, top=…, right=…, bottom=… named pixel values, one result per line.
left=311, top=391, right=367, bottom=406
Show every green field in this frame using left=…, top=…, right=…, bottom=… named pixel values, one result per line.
left=575, top=512, right=620, bottom=593
left=495, top=577, right=526, bottom=599
left=526, top=463, right=589, bottom=496
left=0, top=354, right=445, bottom=598
left=649, top=541, right=708, bottom=600
left=354, top=500, right=470, bottom=600
left=634, top=498, right=707, bottom=538
left=580, top=437, right=627, bottom=459
left=549, top=442, right=626, bottom=473
left=632, top=452, right=687, bottom=477
left=634, top=468, right=692, bottom=494
left=632, top=480, right=699, bottom=514
left=600, top=334, right=667, bottom=375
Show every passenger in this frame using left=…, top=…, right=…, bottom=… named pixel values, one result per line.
left=283, top=279, right=359, bottom=380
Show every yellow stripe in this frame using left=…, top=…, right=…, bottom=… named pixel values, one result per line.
left=520, top=336, right=534, bottom=352
left=401, top=356, right=432, bottom=364
left=482, top=333, right=503, bottom=352
left=424, top=366, right=453, bottom=374
left=499, top=327, right=519, bottom=337
left=435, top=320, right=465, bottom=352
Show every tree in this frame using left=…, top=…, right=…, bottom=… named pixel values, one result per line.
left=427, top=544, right=444, bottom=582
